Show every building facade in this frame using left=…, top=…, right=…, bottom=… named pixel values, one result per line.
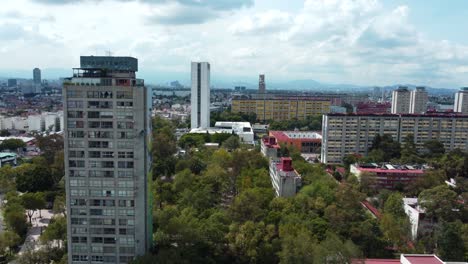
left=258, top=74, right=265, bottom=94
left=269, top=130, right=322, bottom=153
left=454, top=87, right=468, bottom=114
left=321, top=113, right=468, bottom=164
left=232, top=97, right=331, bottom=121
left=190, top=62, right=210, bottom=129
left=350, top=163, right=426, bottom=190
left=269, top=157, right=301, bottom=197
left=409, top=87, right=428, bottom=114
left=33, top=67, right=41, bottom=85
left=63, top=56, right=152, bottom=264
left=391, top=87, right=411, bottom=114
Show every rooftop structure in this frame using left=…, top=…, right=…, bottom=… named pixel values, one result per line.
left=0, top=152, right=17, bottom=167
left=80, top=56, right=138, bottom=71
left=260, top=136, right=280, bottom=160
left=354, top=254, right=454, bottom=264
left=356, top=101, right=391, bottom=115
left=258, top=74, right=265, bottom=94
left=269, top=130, right=322, bottom=154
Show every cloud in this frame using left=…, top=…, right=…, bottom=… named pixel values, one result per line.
left=146, top=3, right=219, bottom=25
left=230, top=10, right=292, bottom=35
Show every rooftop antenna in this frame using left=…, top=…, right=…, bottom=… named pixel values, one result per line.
left=106, top=50, right=113, bottom=57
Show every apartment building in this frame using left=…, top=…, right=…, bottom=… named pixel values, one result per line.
left=232, top=96, right=331, bottom=121
left=409, top=87, right=428, bottom=114
left=269, top=157, right=301, bottom=197
left=391, top=87, right=411, bottom=114
left=63, top=56, right=152, bottom=263
left=454, top=87, right=468, bottom=114
left=321, top=113, right=468, bottom=164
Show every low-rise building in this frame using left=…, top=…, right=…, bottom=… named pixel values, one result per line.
left=0, top=152, right=17, bottom=167
left=403, top=198, right=435, bottom=240
left=350, top=163, right=426, bottom=190
left=269, top=157, right=301, bottom=197
left=189, top=121, right=254, bottom=144
left=269, top=130, right=322, bottom=153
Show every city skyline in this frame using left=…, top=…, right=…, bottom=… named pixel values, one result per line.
left=1, top=0, right=468, bottom=87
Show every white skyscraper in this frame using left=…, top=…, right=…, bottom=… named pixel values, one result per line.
left=391, top=87, right=411, bottom=114
left=191, top=62, right=210, bottom=129
left=454, top=87, right=468, bottom=114
left=409, top=87, right=428, bottom=114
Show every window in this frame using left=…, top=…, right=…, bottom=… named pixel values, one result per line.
left=117, top=121, right=134, bottom=129
left=117, top=190, right=134, bottom=197
left=89, top=141, right=113, bottom=149
left=116, top=112, right=133, bottom=119
left=118, top=181, right=134, bottom=188
left=118, top=161, right=133, bottom=169
left=91, top=256, right=103, bottom=262
left=116, top=91, right=133, bottom=99
left=69, top=140, right=85, bottom=148
left=70, top=199, right=86, bottom=206
left=116, top=101, right=133, bottom=108
left=119, top=209, right=134, bottom=216
left=69, top=150, right=85, bottom=158
left=88, top=131, right=113, bottom=139
left=118, top=200, right=135, bottom=207
left=67, top=120, right=84, bottom=128
left=104, top=237, right=116, bottom=244
left=118, top=152, right=134, bottom=158
left=67, top=101, right=83, bottom=108
left=118, top=171, right=133, bottom=178
left=68, top=131, right=85, bottom=138
left=68, top=160, right=85, bottom=168
left=67, top=111, right=84, bottom=118
left=118, top=237, right=134, bottom=245
left=88, top=101, right=112, bottom=109
left=119, top=219, right=134, bottom=226
left=89, top=170, right=114, bottom=178
left=87, top=91, right=113, bottom=98
left=117, top=141, right=133, bottom=149
left=67, top=90, right=83, bottom=98
left=117, top=131, right=134, bottom=139
left=70, top=170, right=86, bottom=177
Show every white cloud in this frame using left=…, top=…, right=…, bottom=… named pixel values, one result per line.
left=230, top=10, right=292, bottom=35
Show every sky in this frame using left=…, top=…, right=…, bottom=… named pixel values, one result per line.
left=1, top=0, right=468, bottom=87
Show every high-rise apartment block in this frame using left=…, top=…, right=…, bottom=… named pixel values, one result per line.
left=321, top=113, right=468, bottom=164
left=409, top=87, right=428, bottom=114
left=232, top=96, right=331, bottom=121
left=191, top=62, right=210, bottom=129
left=454, top=87, right=468, bottom=114
left=63, top=56, right=152, bottom=263
left=259, top=74, right=265, bottom=94
left=33, top=67, right=41, bottom=85
left=391, top=87, right=411, bottom=114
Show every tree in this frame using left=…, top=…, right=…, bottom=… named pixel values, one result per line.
left=15, top=162, right=54, bottom=192
left=436, top=221, right=465, bottom=261
left=400, top=134, right=422, bottom=163
left=36, top=134, right=64, bottom=164
left=0, top=231, right=21, bottom=256
left=40, top=216, right=67, bottom=248
left=383, top=192, right=406, bottom=218
left=0, top=129, right=10, bottom=137
left=0, top=138, right=26, bottom=151
left=369, top=134, right=401, bottom=161
left=221, top=135, right=240, bottom=151
left=21, top=192, right=46, bottom=224
left=419, top=185, right=461, bottom=222
left=423, top=139, right=445, bottom=159
left=3, top=202, right=28, bottom=237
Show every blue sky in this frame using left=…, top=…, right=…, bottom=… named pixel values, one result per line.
left=0, top=0, right=468, bottom=88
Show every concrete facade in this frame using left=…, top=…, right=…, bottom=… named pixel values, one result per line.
left=191, top=62, right=210, bottom=129
left=454, top=87, right=468, bottom=114
left=63, top=56, right=152, bottom=264
left=391, top=87, right=411, bottom=114
left=321, top=113, right=468, bottom=164
left=409, top=87, right=428, bottom=114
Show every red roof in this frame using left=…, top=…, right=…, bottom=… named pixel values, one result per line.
left=269, top=131, right=289, bottom=142
left=361, top=201, right=382, bottom=219
left=403, top=256, right=443, bottom=264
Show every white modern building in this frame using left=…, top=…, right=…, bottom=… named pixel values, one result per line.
left=454, top=87, right=468, bottom=114
left=403, top=198, right=435, bottom=240
left=261, top=136, right=280, bottom=160
left=391, top=87, right=411, bottom=114
left=189, top=121, right=254, bottom=144
left=0, top=112, right=63, bottom=132
left=269, top=157, right=301, bottom=197
left=409, top=87, right=428, bottom=114
left=191, top=62, right=210, bottom=129
left=63, top=56, right=152, bottom=263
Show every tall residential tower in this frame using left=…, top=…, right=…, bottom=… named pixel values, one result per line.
left=63, top=56, right=152, bottom=264
left=259, top=74, right=266, bottom=94
left=191, top=62, right=210, bottom=129
left=454, top=87, right=468, bottom=114
left=409, top=87, right=428, bottom=114
left=391, top=87, right=411, bottom=114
